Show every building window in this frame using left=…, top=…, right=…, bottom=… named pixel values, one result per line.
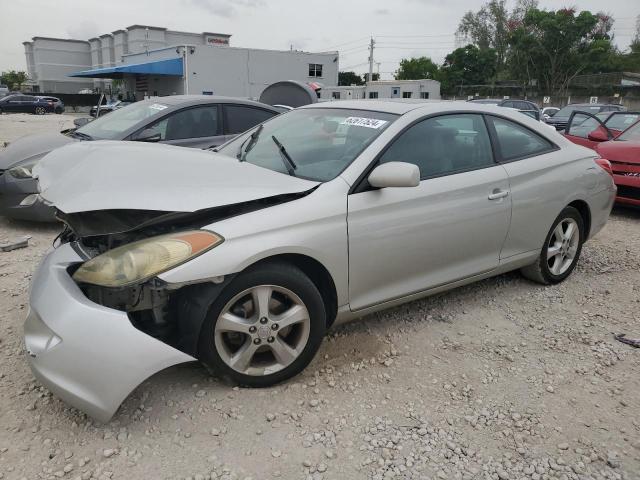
left=369, top=92, right=378, bottom=99
left=402, top=92, right=412, bottom=98
left=420, top=92, right=429, bottom=99
left=308, top=64, right=323, bottom=77
left=332, top=91, right=341, bottom=99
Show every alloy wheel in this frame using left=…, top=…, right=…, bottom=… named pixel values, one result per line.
left=214, top=285, right=311, bottom=376
left=546, top=218, right=579, bottom=276
left=35, top=107, right=45, bottom=115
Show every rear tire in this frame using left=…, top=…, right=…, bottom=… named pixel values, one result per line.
left=34, top=106, right=46, bottom=115
left=197, top=262, right=326, bottom=387
left=521, top=206, right=584, bottom=285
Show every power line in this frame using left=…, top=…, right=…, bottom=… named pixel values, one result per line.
left=323, top=37, right=370, bottom=51
left=376, top=34, right=456, bottom=38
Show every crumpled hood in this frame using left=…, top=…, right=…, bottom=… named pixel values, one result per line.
left=34, top=141, right=319, bottom=214
left=0, top=132, right=76, bottom=170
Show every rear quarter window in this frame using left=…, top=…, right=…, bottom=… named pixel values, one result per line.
left=488, top=116, right=556, bottom=161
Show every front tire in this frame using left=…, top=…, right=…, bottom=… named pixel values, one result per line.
left=521, top=206, right=584, bottom=285
left=198, top=262, right=326, bottom=387
left=34, top=106, right=46, bottom=115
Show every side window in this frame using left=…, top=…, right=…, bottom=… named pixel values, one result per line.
left=224, top=105, right=276, bottom=134
left=489, top=116, right=555, bottom=160
left=502, top=100, right=515, bottom=108
left=143, top=105, right=220, bottom=141
left=379, top=114, right=494, bottom=180
left=565, top=112, right=602, bottom=139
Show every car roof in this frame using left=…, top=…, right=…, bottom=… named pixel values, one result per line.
left=138, top=95, right=280, bottom=111
left=301, top=99, right=546, bottom=118
left=301, top=99, right=455, bottom=115
left=564, top=103, right=621, bottom=107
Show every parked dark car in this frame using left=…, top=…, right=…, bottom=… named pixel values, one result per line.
left=38, top=96, right=65, bottom=114
left=0, top=94, right=55, bottom=114
left=0, top=95, right=280, bottom=221
left=545, top=103, right=625, bottom=131
left=90, top=100, right=134, bottom=117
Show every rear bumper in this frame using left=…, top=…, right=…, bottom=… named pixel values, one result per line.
left=24, top=243, right=195, bottom=422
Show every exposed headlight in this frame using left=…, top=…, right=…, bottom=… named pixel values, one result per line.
left=72, top=230, right=223, bottom=287
left=8, top=163, right=36, bottom=179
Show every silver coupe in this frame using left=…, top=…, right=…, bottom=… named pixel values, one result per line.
left=25, top=100, right=615, bottom=421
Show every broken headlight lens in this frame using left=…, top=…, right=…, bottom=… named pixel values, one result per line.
left=72, top=230, right=223, bottom=287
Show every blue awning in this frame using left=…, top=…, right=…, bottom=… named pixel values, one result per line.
left=69, top=57, right=183, bottom=79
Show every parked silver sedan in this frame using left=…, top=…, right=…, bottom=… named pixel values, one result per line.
left=25, top=100, right=615, bottom=422
left=0, top=96, right=279, bottom=221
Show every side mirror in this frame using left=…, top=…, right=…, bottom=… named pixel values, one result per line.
left=134, top=128, right=162, bottom=142
left=368, top=162, right=420, bottom=188
left=73, top=117, right=91, bottom=128
left=587, top=127, right=609, bottom=142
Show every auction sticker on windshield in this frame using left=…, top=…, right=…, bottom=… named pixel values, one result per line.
left=149, top=103, right=168, bottom=111
left=341, top=117, right=388, bottom=129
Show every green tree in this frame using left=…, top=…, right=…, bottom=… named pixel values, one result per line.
left=362, top=72, right=380, bottom=82
left=507, top=8, right=617, bottom=94
left=338, top=71, right=364, bottom=86
left=0, top=70, right=28, bottom=90
left=439, top=45, right=497, bottom=94
left=457, top=0, right=538, bottom=73
left=395, top=57, right=439, bottom=80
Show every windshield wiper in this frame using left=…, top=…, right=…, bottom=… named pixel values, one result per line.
left=271, top=135, right=297, bottom=176
left=237, top=124, right=263, bottom=161
left=70, top=131, right=93, bottom=141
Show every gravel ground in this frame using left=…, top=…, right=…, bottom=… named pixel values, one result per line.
left=0, top=114, right=639, bottom=480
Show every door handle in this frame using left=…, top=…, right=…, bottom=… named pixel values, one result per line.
left=488, top=189, right=509, bottom=200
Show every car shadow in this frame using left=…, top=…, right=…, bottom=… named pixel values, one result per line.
left=611, top=205, right=640, bottom=220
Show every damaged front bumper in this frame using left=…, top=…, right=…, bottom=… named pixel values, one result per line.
left=0, top=173, right=56, bottom=222
left=24, top=243, right=195, bottom=422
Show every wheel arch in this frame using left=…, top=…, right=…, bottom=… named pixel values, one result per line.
left=567, top=199, right=591, bottom=239
left=173, top=252, right=339, bottom=358
left=246, top=253, right=339, bottom=328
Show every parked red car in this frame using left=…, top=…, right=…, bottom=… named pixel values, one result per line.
left=563, top=111, right=640, bottom=206
left=563, top=111, right=640, bottom=149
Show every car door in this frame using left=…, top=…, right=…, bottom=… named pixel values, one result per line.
left=347, top=113, right=512, bottom=311
left=19, top=96, right=35, bottom=113
left=131, top=105, right=225, bottom=149
left=3, top=96, right=21, bottom=112
left=485, top=115, right=568, bottom=258
left=564, top=111, right=611, bottom=149
left=223, top=104, right=278, bottom=144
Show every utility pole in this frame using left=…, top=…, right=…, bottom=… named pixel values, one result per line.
left=367, top=36, right=375, bottom=83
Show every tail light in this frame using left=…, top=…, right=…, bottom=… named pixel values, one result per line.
left=595, top=158, right=613, bottom=177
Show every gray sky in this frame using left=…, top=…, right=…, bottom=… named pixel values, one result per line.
left=0, top=0, right=637, bottom=79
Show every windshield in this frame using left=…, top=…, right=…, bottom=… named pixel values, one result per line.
left=604, top=113, right=640, bottom=131
left=77, top=101, right=169, bottom=140
left=217, top=108, right=398, bottom=181
left=616, top=120, right=640, bottom=141
left=555, top=105, right=601, bottom=118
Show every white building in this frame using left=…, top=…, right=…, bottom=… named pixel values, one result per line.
left=23, top=25, right=338, bottom=98
left=320, top=79, right=440, bottom=101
